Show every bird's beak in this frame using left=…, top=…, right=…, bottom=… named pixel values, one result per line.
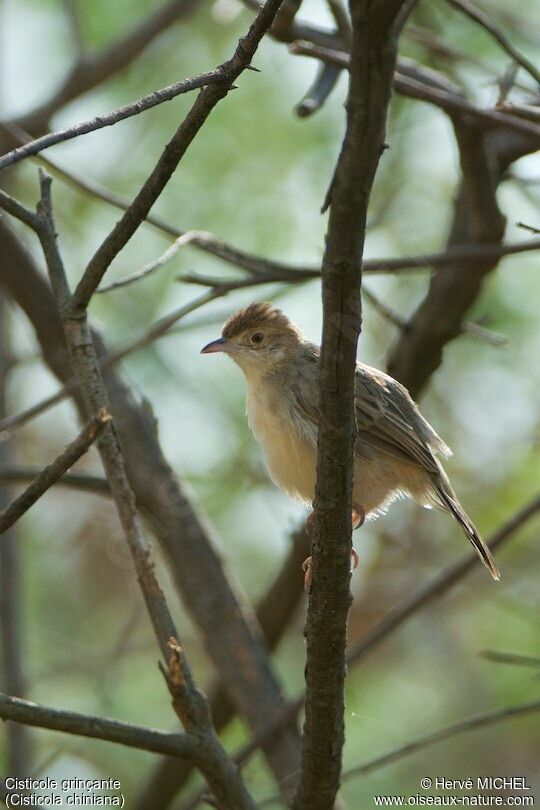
left=200, top=337, right=229, bottom=354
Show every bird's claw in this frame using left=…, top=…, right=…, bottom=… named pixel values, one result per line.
left=302, top=548, right=360, bottom=593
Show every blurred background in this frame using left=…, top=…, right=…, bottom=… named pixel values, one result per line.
left=0, top=0, right=539, bottom=806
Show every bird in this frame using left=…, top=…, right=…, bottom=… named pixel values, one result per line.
left=201, top=301, right=500, bottom=587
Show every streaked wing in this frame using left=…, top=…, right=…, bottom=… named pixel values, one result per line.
left=354, top=364, right=449, bottom=474
left=291, top=348, right=450, bottom=476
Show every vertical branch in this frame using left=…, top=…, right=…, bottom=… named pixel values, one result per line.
left=293, top=2, right=409, bottom=807
left=0, top=297, right=32, bottom=777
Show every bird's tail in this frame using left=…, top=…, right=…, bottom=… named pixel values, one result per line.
left=436, top=483, right=500, bottom=581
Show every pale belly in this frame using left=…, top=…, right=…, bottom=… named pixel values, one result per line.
left=246, top=387, right=317, bottom=504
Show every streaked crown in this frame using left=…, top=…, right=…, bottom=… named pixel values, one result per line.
left=222, top=302, right=302, bottom=341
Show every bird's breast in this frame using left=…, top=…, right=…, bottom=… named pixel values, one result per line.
left=245, top=382, right=317, bottom=504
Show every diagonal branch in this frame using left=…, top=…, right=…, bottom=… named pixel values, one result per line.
left=341, top=699, right=540, bottom=783
left=69, top=0, right=287, bottom=314
left=0, top=213, right=301, bottom=792
left=4, top=171, right=258, bottom=810
left=442, top=0, right=540, bottom=86
left=0, top=692, right=197, bottom=759
left=259, top=698, right=540, bottom=805
left=223, top=491, right=540, bottom=778
left=0, top=68, right=228, bottom=173
left=4, top=122, right=540, bottom=281
left=290, top=41, right=540, bottom=140
left=138, top=522, right=311, bottom=810
left=0, top=409, right=110, bottom=534
left=387, top=121, right=507, bottom=396
left=13, top=0, right=202, bottom=136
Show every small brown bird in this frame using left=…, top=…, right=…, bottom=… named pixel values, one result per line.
left=201, top=302, right=500, bottom=585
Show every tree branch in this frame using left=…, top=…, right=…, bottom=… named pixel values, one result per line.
left=138, top=522, right=311, bottom=810
left=442, top=0, right=540, bottom=86
left=289, top=41, right=540, bottom=140
left=341, top=699, right=540, bottom=783
left=0, top=467, right=108, bottom=496
left=260, top=698, right=540, bottom=804
left=387, top=121, right=507, bottom=395
left=4, top=121, right=539, bottom=281
left=0, top=208, right=301, bottom=794
left=0, top=692, right=197, bottom=759
left=11, top=0, right=202, bottom=136
left=219, top=491, right=540, bottom=780
left=28, top=170, right=259, bottom=809
left=0, top=68, right=227, bottom=173
left=292, top=2, right=409, bottom=807
left=0, top=410, right=110, bottom=534
left=69, top=0, right=288, bottom=314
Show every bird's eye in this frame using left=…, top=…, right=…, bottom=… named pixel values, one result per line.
left=251, top=332, right=264, bottom=344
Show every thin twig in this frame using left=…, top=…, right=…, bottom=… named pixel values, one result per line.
left=0, top=466, right=109, bottom=496
left=214, top=492, right=540, bottom=777
left=14, top=0, right=202, bottom=135
left=31, top=170, right=257, bottom=809
left=0, top=693, right=196, bottom=759
left=3, top=120, right=540, bottom=279
left=342, top=700, right=540, bottom=781
left=442, top=0, right=540, bottom=85
left=290, top=41, right=540, bottom=140
left=259, top=699, right=540, bottom=805
left=95, top=232, right=213, bottom=293
left=69, top=0, right=288, bottom=313
left=0, top=290, right=222, bottom=439
left=479, top=650, right=540, bottom=668
left=517, top=221, right=540, bottom=235
left=0, top=69, right=227, bottom=173
left=0, top=410, right=111, bottom=534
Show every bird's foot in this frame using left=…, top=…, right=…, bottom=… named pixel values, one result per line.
left=352, top=503, right=366, bottom=529
left=302, top=548, right=360, bottom=593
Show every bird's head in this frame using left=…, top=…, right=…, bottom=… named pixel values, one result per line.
left=201, top=302, right=303, bottom=376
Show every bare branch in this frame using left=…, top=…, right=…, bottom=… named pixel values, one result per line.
left=341, top=699, right=540, bottom=782
left=346, top=493, right=540, bottom=667
left=517, top=221, right=540, bottom=235
left=0, top=228, right=535, bottom=441
left=221, top=492, right=540, bottom=775
left=260, top=699, right=540, bottom=805
left=70, top=0, right=289, bottom=314
left=0, top=190, right=301, bottom=796
left=0, top=410, right=111, bottom=535
left=0, top=693, right=197, bottom=759
left=292, top=2, right=409, bottom=807
left=13, top=0, right=202, bottom=134
left=23, top=172, right=258, bottom=810
left=95, top=232, right=211, bottom=293
left=479, top=650, right=540, bottom=668
left=442, top=0, right=540, bottom=85
left=4, top=121, right=540, bottom=280
left=0, top=68, right=226, bottom=173
left=290, top=41, right=540, bottom=140
left=138, top=522, right=311, bottom=809
left=0, top=290, right=222, bottom=439
left=0, top=466, right=108, bottom=496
